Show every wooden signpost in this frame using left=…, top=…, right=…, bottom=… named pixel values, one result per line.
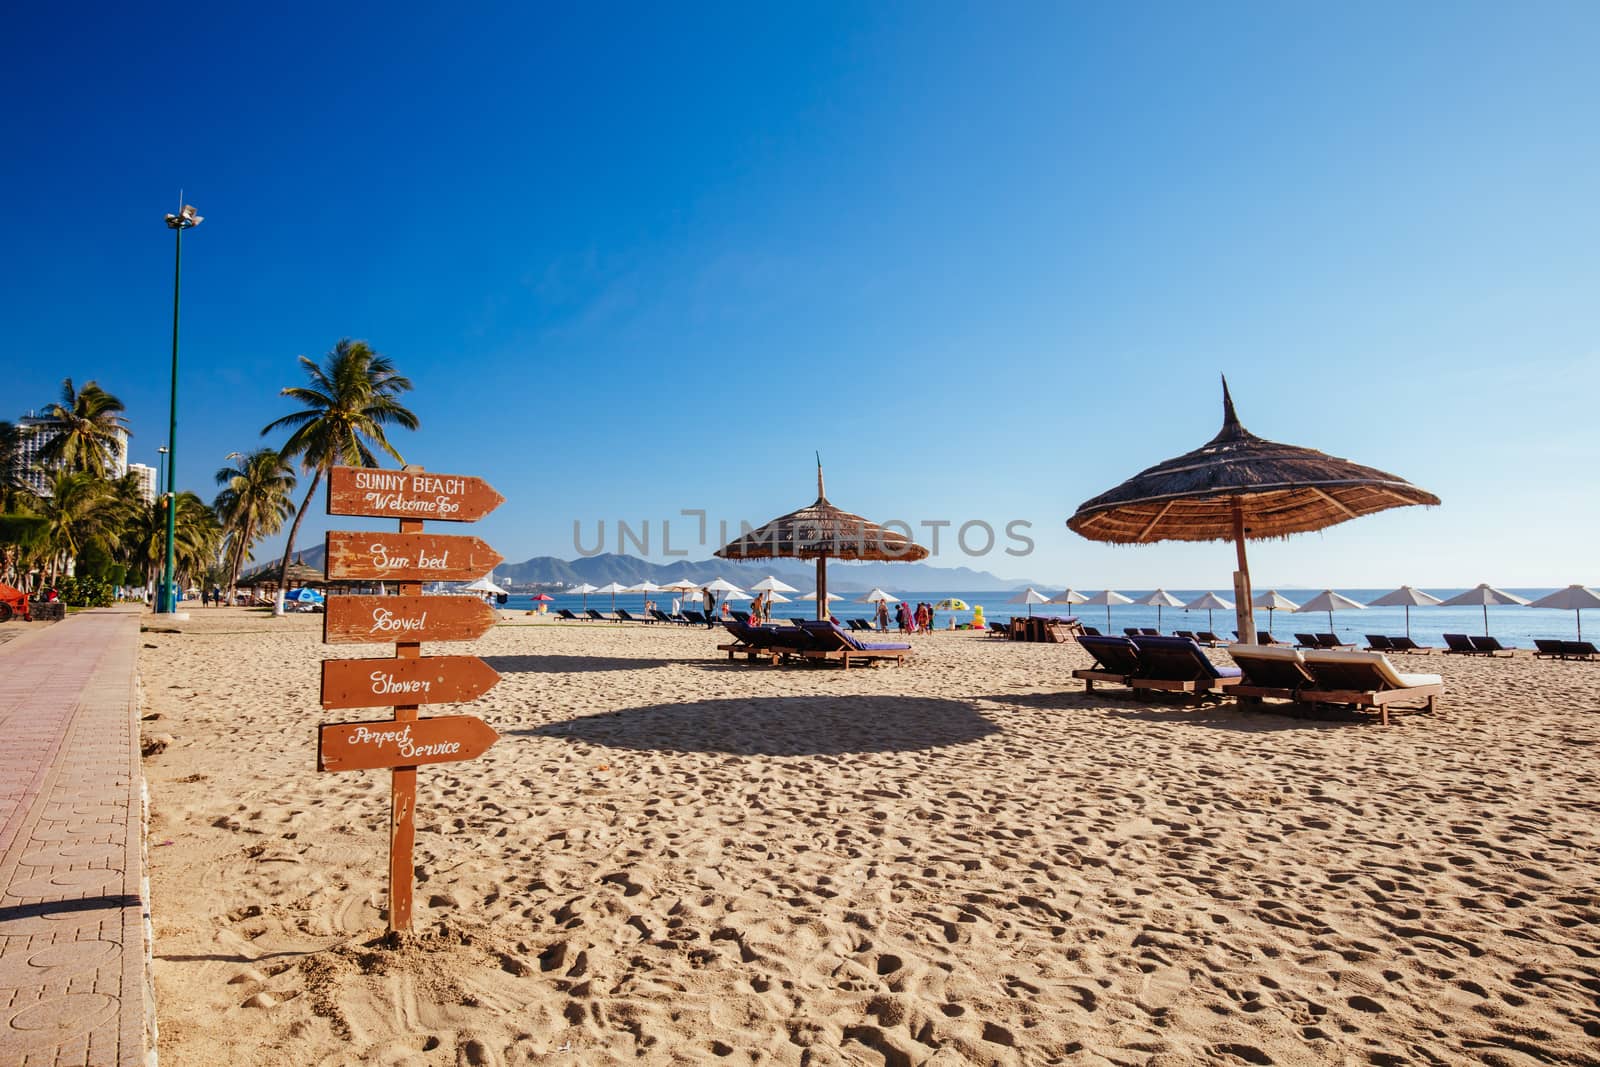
left=318, top=465, right=504, bottom=934
left=318, top=715, right=499, bottom=773
left=324, top=595, right=497, bottom=644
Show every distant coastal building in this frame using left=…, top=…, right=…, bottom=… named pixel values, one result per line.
left=128, top=462, right=158, bottom=504
left=9, top=414, right=130, bottom=498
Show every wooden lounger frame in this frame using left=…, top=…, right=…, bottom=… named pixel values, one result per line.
left=1297, top=684, right=1440, bottom=726
left=1070, top=669, right=1129, bottom=692
left=799, top=647, right=909, bottom=669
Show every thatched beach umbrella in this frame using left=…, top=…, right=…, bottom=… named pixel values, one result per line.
left=716, top=463, right=929, bottom=619
left=1068, top=379, right=1440, bottom=642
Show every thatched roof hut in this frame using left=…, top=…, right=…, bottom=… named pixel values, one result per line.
left=716, top=464, right=928, bottom=618
left=1068, top=378, right=1439, bottom=638
left=238, top=556, right=325, bottom=591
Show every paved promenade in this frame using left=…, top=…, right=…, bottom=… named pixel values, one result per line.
left=0, top=609, right=150, bottom=1067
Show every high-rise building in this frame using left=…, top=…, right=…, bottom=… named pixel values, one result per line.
left=128, top=463, right=158, bottom=505
left=9, top=415, right=132, bottom=498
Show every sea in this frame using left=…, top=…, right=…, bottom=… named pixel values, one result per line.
left=487, top=588, right=1584, bottom=646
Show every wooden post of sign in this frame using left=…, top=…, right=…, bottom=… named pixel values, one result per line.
left=391, top=515, right=422, bottom=934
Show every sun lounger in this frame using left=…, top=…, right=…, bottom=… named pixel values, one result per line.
left=1072, top=635, right=1142, bottom=691
left=795, top=619, right=912, bottom=668
left=1124, top=627, right=1143, bottom=637
left=1315, top=634, right=1354, bottom=650
left=1386, top=636, right=1432, bottom=653
left=988, top=621, right=1010, bottom=638
left=1038, top=616, right=1082, bottom=642
left=556, top=608, right=580, bottom=621
left=1258, top=631, right=1285, bottom=645
left=682, top=609, right=709, bottom=626
left=1137, top=628, right=1159, bottom=637
left=1366, top=635, right=1395, bottom=652
left=1298, top=649, right=1443, bottom=725
left=1534, top=639, right=1566, bottom=658
left=1175, top=630, right=1199, bottom=641
left=1197, top=631, right=1225, bottom=646
left=731, top=610, right=751, bottom=624
left=717, top=621, right=816, bottom=664
left=585, top=609, right=616, bottom=622
left=615, top=608, right=642, bottom=623
left=1081, top=626, right=1102, bottom=637
left=1294, top=633, right=1321, bottom=649
left=1127, top=635, right=1242, bottom=700
left=1564, top=640, right=1600, bottom=660
left=1442, top=633, right=1479, bottom=655
left=1228, top=644, right=1317, bottom=705
left=1470, top=636, right=1516, bottom=655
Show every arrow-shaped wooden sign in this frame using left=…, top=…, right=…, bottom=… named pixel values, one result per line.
left=325, top=532, right=503, bottom=582
left=327, top=466, right=505, bottom=523
left=320, top=655, right=501, bottom=710
left=318, top=715, right=499, bottom=772
left=323, top=595, right=498, bottom=644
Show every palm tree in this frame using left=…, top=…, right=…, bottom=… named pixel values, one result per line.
left=39, top=379, right=130, bottom=479
left=262, top=339, right=419, bottom=587
left=36, top=471, right=118, bottom=582
left=213, top=449, right=297, bottom=601
left=119, top=491, right=223, bottom=592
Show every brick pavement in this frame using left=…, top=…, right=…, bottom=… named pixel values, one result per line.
left=0, top=609, right=150, bottom=1067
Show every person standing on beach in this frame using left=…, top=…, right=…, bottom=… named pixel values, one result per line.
left=704, top=588, right=716, bottom=627
left=875, top=599, right=890, bottom=632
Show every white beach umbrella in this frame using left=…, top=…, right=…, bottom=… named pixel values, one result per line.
left=858, top=588, right=898, bottom=603
left=750, top=576, right=800, bottom=595
left=1134, top=588, right=1185, bottom=630
left=763, top=591, right=793, bottom=603
left=798, top=590, right=845, bottom=602
left=701, top=578, right=743, bottom=593
left=1184, top=591, right=1234, bottom=634
left=723, top=590, right=752, bottom=601
left=1294, top=589, right=1366, bottom=635
left=659, top=578, right=701, bottom=593
left=1440, top=583, right=1530, bottom=636
left=1081, top=589, right=1134, bottom=631
left=460, top=576, right=508, bottom=596
left=593, top=581, right=629, bottom=612
left=1006, top=587, right=1050, bottom=616
left=1048, top=589, right=1090, bottom=616
left=570, top=582, right=599, bottom=610
left=1251, top=589, right=1299, bottom=633
left=624, top=580, right=662, bottom=610
left=1368, top=585, right=1443, bottom=639
left=1527, top=585, right=1600, bottom=640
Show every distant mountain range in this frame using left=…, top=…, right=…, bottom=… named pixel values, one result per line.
left=273, top=545, right=1037, bottom=592
left=495, top=553, right=1038, bottom=592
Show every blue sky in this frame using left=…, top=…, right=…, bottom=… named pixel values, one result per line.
left=4, top=3, right=1597, bottom=587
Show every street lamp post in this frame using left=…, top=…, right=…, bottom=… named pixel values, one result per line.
left=159, top=203, right=202, bottom=613
left=156, top=446, right=169, bottom=606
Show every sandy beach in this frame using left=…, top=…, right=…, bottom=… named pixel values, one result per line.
left=139, top=609, right=1600, bottom=1065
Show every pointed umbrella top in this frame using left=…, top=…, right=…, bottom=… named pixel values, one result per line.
left=1253, top=590, right=1300, bottom=611
left=1069, top=380, right=1440, bottom=544
left=1296, top=589, right=1366, bottom=613
left=1048, top=588, right=1090, bottom=605
left=1370, top=585, right=1444, bottom=608
left=1007, top=587, right=1051, bottom=605
left=718, top=465, right=929, bottom=562
left=1528, top=585, right=1600, bottom=611
left=1185, top=591, right=1234, bottom=611
left=1136, top=588, right=1186, bottom=608
left=1440, top=583, right=1530, bottom=607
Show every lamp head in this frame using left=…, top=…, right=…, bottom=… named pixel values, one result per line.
left=164, top=204, right=203, bottom=230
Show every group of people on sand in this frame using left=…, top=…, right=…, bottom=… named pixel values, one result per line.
left=873, top=600, right=941, bottom=633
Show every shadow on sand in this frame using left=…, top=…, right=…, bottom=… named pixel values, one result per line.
left=482, top=654, right=675, bottom=674
left=513, top=695, right=999, bottom=756
left=976, top=690, right=1384, bottom=732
